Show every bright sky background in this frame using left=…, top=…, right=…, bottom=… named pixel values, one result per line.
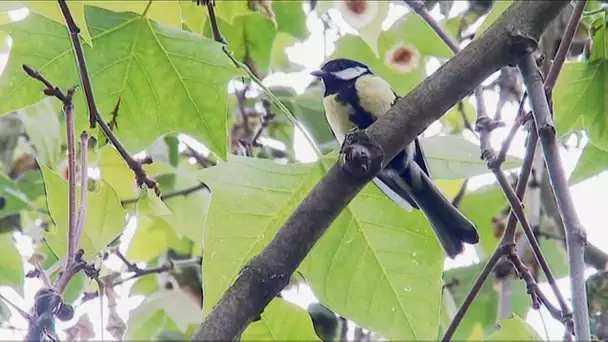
left=0, top=2, right=606, bottom=341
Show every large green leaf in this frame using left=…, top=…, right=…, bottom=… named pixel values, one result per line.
left=156, top=170, right=210, bottom=245
left=387, top=12, right=452, bottom=58
left=0, top=6, right=241, bottom=158
left=287, top=85, right=335, bottom=149
left=13, top=1, right=92, bottom=45
left=443, top=264, right=530, bottom=340
left=40, top=163, right=126, bottom=260
left=199, top=156, right=445, bottom=340
left=242, top=298, right=320, bottom=341
left=272, top=0, right=308, bottom=41
left=554, top=18, right=608, bottom=150
left=330, top=33, right=426, bottom=95
left=570, top=142, right=608, bottom=184
left=127, top=215, right=189, bottom=262
left=0, top=233, right=24, bottom=296
left=207, top=13, right=277, bottom=76
left=486, top=315, right=542, bottom=341
left=419, top=135, right=521, bottom=179
left=17, top=98, right=62, bottom=168
left=125, top=289, right=201, bottom=339
left=95, top=146, right=137, bottom=200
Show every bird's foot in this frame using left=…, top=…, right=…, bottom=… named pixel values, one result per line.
left=339, top=129, right=384, bottom=181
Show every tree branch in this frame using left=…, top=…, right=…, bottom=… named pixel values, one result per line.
left=192, top=2, right=570, bottom=340
left=518, top=53, right=590, bottom=341
left=57, top=0, right=159, bottom=195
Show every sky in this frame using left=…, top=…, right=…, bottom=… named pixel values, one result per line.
left=0, top=2, right=606, bottom=341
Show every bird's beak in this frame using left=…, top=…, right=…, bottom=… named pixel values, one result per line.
left=311, top=70, right=326, bottom=78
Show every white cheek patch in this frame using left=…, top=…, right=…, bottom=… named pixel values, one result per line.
left=331, top=67, right=368, bottom=80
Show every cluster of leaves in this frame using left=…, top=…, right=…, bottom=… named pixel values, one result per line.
left=0, top=0, right=603, bottom=341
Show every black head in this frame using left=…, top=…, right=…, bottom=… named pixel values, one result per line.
left=311, top=58, right=373, bottom=96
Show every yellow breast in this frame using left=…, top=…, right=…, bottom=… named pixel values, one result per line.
left=323, top=95, right=354, bottom=144
left=354, top=75, right=396, bottom=117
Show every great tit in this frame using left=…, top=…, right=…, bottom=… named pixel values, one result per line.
left=311, top=58, right=479, bottom=258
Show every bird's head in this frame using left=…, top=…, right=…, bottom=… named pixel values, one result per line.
left=311, top=58, right=373, bottom=96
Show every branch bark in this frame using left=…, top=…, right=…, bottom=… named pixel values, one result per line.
left=518, top=54, right=591, bottom=341
left=192, top=2, right=569, bottom=340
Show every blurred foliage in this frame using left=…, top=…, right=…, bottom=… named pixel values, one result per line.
left=0, top=0, right=601, bottom=340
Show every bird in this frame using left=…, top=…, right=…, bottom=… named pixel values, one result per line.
left=311, top=58, right=479, bottom=258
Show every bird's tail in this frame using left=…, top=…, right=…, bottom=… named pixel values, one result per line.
left=406, top=164, right=479, bottom=259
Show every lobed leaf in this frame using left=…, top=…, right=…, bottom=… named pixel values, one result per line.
left=0, top=6, right=241, bottom=158
left=40, top=163, right=126, bottom=260
left=199, top=155, right=445, bottom=340
left=242, top=298, right=320, bottom=341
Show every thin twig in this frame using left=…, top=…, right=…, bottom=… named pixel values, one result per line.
left=57, top=0, right=159, bottom=195
left=73, top=132, right=89, bottom=256
left=418, top=0, right=582, bottom=337
left=442, top=246, right=506, bottom=340
left=519, top=53, right=590, bottom=341
left=120, top=182, right=209, bottom=206
left=58, top=0, right=96, bottom=129
left=81, top=256, right=202, bottom=303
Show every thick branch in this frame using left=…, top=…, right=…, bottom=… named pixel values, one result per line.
left=192, top=2, right=569, bottom=340
left=518, top=54, right=591, bottom=341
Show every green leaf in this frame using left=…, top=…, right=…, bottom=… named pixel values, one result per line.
left=419, top=135, right=521, bottom=180
left=270, top=33, right=304, bottom=73
left=272, top=0, right=308, bottom=41
left=214, top=1, right=251, bottom=23
left=0, top=233, right=24, bottom=296
left=439, top=101, right=476, bottom=135
left=95, top=146, right=137, bottom=200
left=137, top=189, right=172, bottom=218
left=570, top=142, right=608, bottom=184
left=0, top=296, right=11, bottom=323
left=0, top=172, right=34, bottom=218
left=179, top=1, right=207, bottom=34
left=289, top=85, right=335, bottom=148
left=486, top=315, right=542, bottom=341
left=89, top=1, right=183, bottom=31
left=40, top=162, right=126, bottom=260
left=387, top=12, right=453, bottom=58
left=127, top=215, right=190, bottom=262
left=129, top=274, right=160, bottom=297
left=538, top=237, right=569, bottom=280
left=17, top=98, right=62, bottom=167
left=157, top=170, right=210, bottom=245
left=337, top=1, right=389, bottom=56
left=459, top=184, right=505, bottom=259
left=443, top=265, right=530, bottom=340
left=330, top=33, right=426, bottom=95
left=242, top=298, right=320, bottom=341
left=125, top=308, right=165, bottom=341
left=210, top=13, right=277, bottom=76
left=0, top=6, right=241, bottom=159
left=476, top=1, right=513, bottom=37
left=19, top=1, right=93, bottom=46
left=554, top=20, right=608, bottom=149
left=126, top=290, right=201, bottom=336
left=199, top=156, right=445, bottom=340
